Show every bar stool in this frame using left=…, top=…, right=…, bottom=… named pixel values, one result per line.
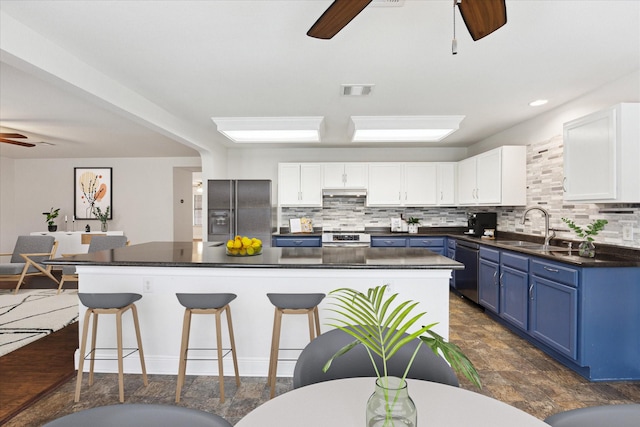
left=175, top=293, right=240, bottom=403
left=266, top=293, right=325, bottom=398
left=75, top=293, right=148, bottom=403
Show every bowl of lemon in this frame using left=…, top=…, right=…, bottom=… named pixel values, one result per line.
left=226, top=235, right=263, bottom=256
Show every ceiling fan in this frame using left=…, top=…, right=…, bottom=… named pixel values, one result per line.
left=307, top=0, right=507, bottom=41
left=0, top=132, right=35, bottom=148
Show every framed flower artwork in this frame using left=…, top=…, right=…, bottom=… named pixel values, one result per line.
left=74, top=167, right=112, bottom=220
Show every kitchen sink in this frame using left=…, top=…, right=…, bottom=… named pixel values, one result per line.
left=498, top=240, right=569, bottom=252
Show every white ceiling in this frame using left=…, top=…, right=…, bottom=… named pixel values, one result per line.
left=0, top=0, right=639, bottom=159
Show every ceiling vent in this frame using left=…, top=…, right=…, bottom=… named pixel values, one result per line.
left=341, top=84, right=375, bottom=96
left=371, top=0, right=405, bottom=7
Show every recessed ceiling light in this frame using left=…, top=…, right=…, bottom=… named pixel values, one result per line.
left=349, top=116, right=465, bottom=142
left=211, top=117, right=325, bottom=143
left=529, top=99, right=548, bottom=107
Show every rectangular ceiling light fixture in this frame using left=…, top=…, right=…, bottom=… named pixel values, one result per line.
left=349, top=115, right=465, bottom=142
left=211, top=117, right=325, bottom=143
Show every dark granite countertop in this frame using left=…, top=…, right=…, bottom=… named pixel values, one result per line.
left=46, top=242, right=463, bottom=270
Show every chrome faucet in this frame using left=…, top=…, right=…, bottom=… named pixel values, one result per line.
left=521, top=207, right=556, bottom=247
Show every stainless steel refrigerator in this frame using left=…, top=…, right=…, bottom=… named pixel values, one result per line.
left=207, top=180, right=272, bottom=246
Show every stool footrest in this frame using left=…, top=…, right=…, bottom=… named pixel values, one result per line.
left=83, top=347, right=140, bottom=361
left=184, top=348, right=233, bottom=361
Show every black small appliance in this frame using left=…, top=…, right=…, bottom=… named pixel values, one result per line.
left=467, top=212, right=497, bottom=237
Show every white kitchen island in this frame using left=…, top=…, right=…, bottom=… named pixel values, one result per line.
left=48, top=242, right=463, bottom=378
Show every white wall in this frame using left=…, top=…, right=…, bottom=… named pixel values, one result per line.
left=469, top=70, right=640, bottom=155
left=0, top=156, right=200, bottom=252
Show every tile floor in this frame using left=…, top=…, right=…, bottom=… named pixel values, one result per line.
left=6, top=292, right=640, bottom=426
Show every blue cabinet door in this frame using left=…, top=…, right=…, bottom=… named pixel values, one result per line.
left=529, top=275, right=578, bottom=360
left=273, top=236, right=321, bottom=247
left=479, top=258, right=500, bottom=313
left=499, top=264, right=529, bottom=331
left=371, top=237, right=407, bottom=247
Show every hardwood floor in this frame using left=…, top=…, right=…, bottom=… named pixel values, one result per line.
left=2, top=290, right=639, bottom=426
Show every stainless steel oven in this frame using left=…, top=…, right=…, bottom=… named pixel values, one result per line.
left=322, top=232, right=371, bottom=248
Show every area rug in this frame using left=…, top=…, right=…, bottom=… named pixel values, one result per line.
left=0, top=289, right=78, bottom=357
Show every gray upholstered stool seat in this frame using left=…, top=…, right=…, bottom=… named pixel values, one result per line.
left=266, top=293, right=325, bottom=398
left=42, top=403, right=232, bottom=427
left=175, top=293, right=240, bottom=403
left=544, top=404, right=640, bottom=427
left=75, top=292, right=148, bottom=403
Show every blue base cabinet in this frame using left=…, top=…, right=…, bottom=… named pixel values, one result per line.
left=272, top=236, right=321, bottom=247
left=408, top=237, right=445, bottom=255
left=477, top=242, right=640, bottom=381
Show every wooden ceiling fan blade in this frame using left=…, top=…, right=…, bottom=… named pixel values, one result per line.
left=307, top=0, right=373, bottom=39
left=0, top=132, right=27, bottom=139
left=0, top=137, right=36, bottom=147
left=458, top=0, right=507, bottom=41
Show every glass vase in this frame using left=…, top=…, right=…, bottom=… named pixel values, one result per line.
left=366, top=377, right=417, bottom=427
left=578, top=240, right=595, bottom=258
left=101, top=222, right=108, bottom=232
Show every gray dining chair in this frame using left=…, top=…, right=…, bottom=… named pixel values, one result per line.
left=544, top=404, right=640, bottom=427
left=58, top=235, right=128, bottom=293
left=42, top=403, right=233, bottom=427
left=0, top=235, right=59, bottom=294
left=293, top=326, right=459, bottom=389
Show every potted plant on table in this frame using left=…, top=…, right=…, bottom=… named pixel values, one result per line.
left=406, top=217, right=421, bottom=234
left=323, top=285, right=481, bottom=426
left=43, top=207, right=60, bottom=232
left=93, top=206, right=110, bottom=232
left=561, top=217, right=608, bottom=258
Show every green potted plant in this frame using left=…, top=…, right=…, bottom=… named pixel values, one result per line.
left=561, top=217, right=608, bottom=258
left=406, top=217, right=420, bottom=234
left=43, top=207, right=60, bottom=232
left=93, top=206, right=110, bottom=232
left=323, top=285, right=481, bottom=426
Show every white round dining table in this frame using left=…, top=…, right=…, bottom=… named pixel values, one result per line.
left=236, top=378, right=548, bottom=426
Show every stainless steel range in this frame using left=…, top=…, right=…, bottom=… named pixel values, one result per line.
left=322, top=231, right=371, bottom=247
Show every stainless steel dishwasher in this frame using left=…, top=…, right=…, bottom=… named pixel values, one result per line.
left=454, top=240, right=480, bottom=303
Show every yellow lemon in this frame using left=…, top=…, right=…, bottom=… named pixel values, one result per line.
left=246, top=246, right=255, bottom=255
left=233, top=239, right=242, bottom=249
left=241, top=237, right=252, bottom=247
left=226, top=240, right=234, bottom=249
left=239, top=247, right=247, bottom=255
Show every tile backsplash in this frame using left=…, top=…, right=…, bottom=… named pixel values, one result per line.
left=281, top=136, right=640, bottom=248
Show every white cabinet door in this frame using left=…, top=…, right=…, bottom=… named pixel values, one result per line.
left=367, top=163, right=403, bottom=206
left=476, top=149, right=501, bottom=204
left=563, top=106, right=617, bottom=201
left=278, top=163, right=303, bottom=205
left=457, top=157, right=477, bottom=205
left=437, top=162, right=457, bottom=205
left=404, top=163, right=437, bottom=206
left=299, top=164, right=322, bottom=205
left=322, top=163, right=368, bottom=188
left=278, top=163, right=322, bottom=206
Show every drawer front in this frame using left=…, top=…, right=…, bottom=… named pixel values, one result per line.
left=531, top=258, right=579, bottom=287
left=480, top=247, right=500, bottom=263
left=448, top=239, right=456, bottom=249
left=371, top=237, right=407, bottom=247
left=408, top=237, right=445, bottom=248
left=273, top=237, right=321, bottom=247
left=501, top=251, right=529, bottom=272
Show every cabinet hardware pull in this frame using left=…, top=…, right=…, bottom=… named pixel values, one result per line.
left=440, top=191, right=443, bottom=200
left=562, top=177, right=567, bottom=192
left=529, top=284, right=534, bottom=300
left=493, top=271, right=498, bottom=286
left=543, top=266, right=559, bottom=273
left=499, top=272, right=504, bottom=286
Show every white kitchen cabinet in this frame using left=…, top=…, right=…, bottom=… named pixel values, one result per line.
left=368, top=163, right=449, bottom=207
left=404, top=163, right=438, bottom=205
left=457, top=146, right=526, bottom=206
left=278, top=163, right=322, bottom=206
left=437, top=162, right=457, bottom=205
left=322, top=163, right=368, bottom=188
left=367, top=163, right=403, bottom=205
left=563, top=103, right=640, bottom=203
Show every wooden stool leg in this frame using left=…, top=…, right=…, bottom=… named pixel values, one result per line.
left=176, top=309, right=192, bottom=403
left=307, top=309, right=316, bottom=341
left=215, top=309, right=226, bottom=403
left=225, top=305, right=241, bottom=387
left=116, top=309, right=125, bottom=403
left=74, top=308, right=93, bottom=402
left=268, top=308, right=283, bottom=399
left=88, top=311, right=99, bottom=385
left=313, top=306, right=321, bottom=337
left=130, top=304, right=148, bottom=386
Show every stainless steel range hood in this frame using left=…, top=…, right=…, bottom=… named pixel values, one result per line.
left=322, top=188, right=367, bottom=197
